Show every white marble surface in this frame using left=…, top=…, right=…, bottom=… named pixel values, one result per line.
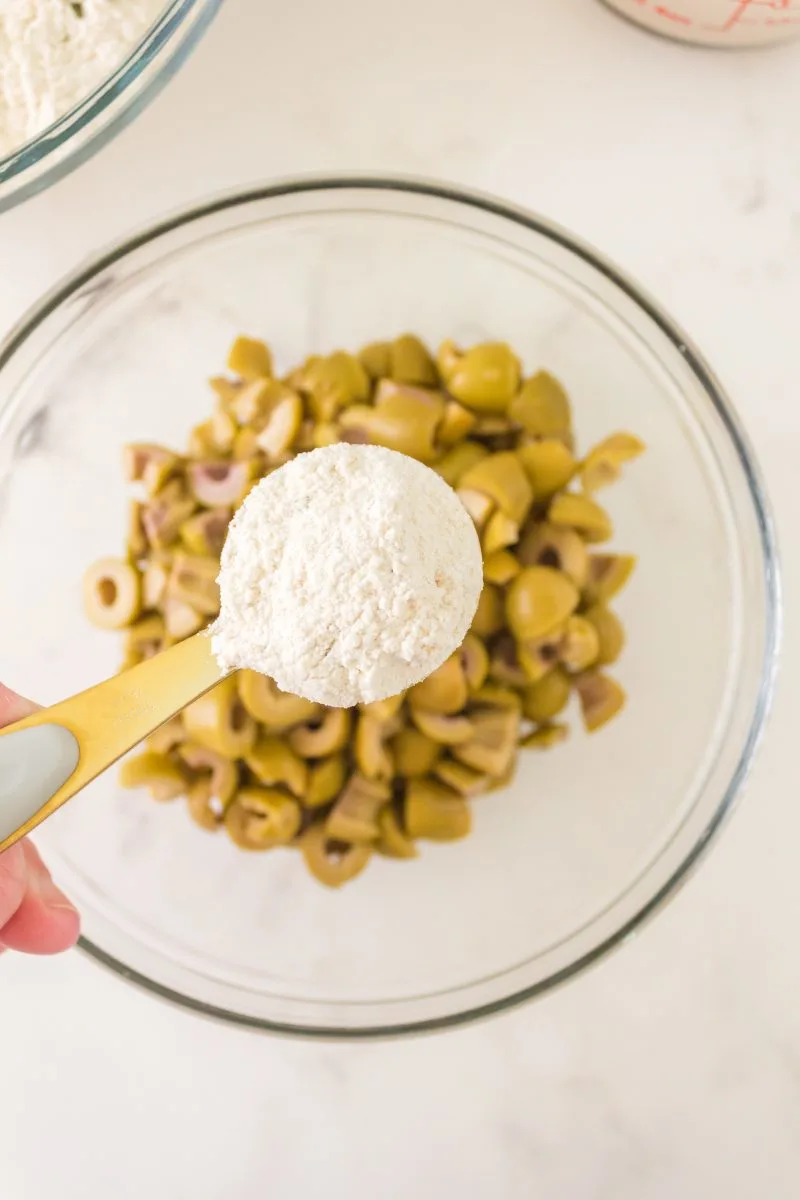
left=1, top=1, right=800, bottom=1197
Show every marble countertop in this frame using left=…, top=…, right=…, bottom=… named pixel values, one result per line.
left=2, top=1, right=800, bottom=1196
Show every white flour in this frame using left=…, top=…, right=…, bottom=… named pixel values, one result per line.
left=0, top=1, right=164, bottom=158
left=212, top=444, right=483, bottom=708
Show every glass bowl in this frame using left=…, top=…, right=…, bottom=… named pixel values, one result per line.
left=0, top=0, right=222, bottom=213
left=0, top=177, right=779, bottom=1037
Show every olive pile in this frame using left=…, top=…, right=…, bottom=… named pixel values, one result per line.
left=83, top=334, right=643, bottom=886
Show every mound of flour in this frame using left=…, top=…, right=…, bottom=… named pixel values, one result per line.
left=212, top=444, right=483, bottom=708
left=1, top=1, right=164, bottom=158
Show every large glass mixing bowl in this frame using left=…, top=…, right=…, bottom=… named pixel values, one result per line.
left=0, top=0, right=222, bottom=213
left=0, top=178, right=779, bottom=1036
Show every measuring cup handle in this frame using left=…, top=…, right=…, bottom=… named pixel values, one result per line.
left=0, top=724, right=80, bottom=847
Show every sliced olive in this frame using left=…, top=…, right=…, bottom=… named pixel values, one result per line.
left=411, top=708, right=473, bottom=746
left=470, top=583, right=504, bottom=637
left=376, top=806, right=418, bottom=859
left=580, top=432, right=645, bottom=493
left=516, top=520, right=589, bottom=589
left=167, top=552, right=220, bottom=617
left=489, top=634, right=529, bottom=687
left=146, top=716, right=184, bottom=755
left=434, top=441, right=488, bottom=487
left=246, top=735, right=308, bottom=797
left=123, top=443, right=182, bottom=495
left=301, top=823, right=372, bottom=887
left=360, top=692, right=405, bottom=722
left=354, top=714, right=394, bottom=780
left=227, top=335, right=273, bottom=380
left=520, top=723, right=569, bottom=749
left=482, top=510, right=520, bottom=556
left=182, top=676, right=257, bottom=758
left=582, top=554, right=636, bottom=604
left=408, top=655, right=468, bottom=715
left=522, top=667, right=571, bottom=722
left=517, top=629, right=564, bottom=683
left=434, top=758, right=493, bottom=797
left=389, top=334, right=439, bottom=386
left=517, top=439, right=577, bottom=498
left=83, top=557, right=142, bottom=629
left=437, top=401, right=477, bottom=447
left=300, top=351, right=371, bottom=421
left=508, top=371, right=572, bottom=440
left=483, top=550, right=520, bottom=586
left=391, top=727, right=441, bottom=776
left=506, top=566, right=579, bottom=640
left=470, top=683, right=523, bottom=711
left=440, top=341, right=521, bottom=413
left=228, top=378, right=278, bottom=426
left=326, top=775, right=389, bottom=842
left=119, top=751, right=186, bottom=802
left=358, top=340, right=392, bottom=380
left=459, top=634, right=490, bottom=691
left=457, top=487, right=494, bottom=530
left=583, top=604, right=625, bottom=665
left=225, top=787, right=301, bottom=850
left=549, top=493, right=612, bottom=544
left=126, top=501, right=147, bottom=560
left=404, top=778, right=471, bottom=841
left=459, top=452, right=533, bottom=525
left=238, top=671, right=320, bottom=729
left=255, top=392, right=303, bottom=460
left=559, top=615, right=600, bottom=672
left=305, top=755, right=348, bottom=808
left=574, top=670, right=626, bottom=732
left=452, top=707, right=519, bottom=776
left=180, top=508, right=231, bottom=557
left=340, top=380, right=444, bottom=462
left=163, top=597, right=205, bottom=640
left=123, top=614, right=165, bottom=663
left=289, top=708, right=352, bottom=757
left=179, top=743, right=239, bottom=808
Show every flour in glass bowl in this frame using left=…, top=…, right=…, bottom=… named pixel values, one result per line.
left=0, top=0, right=165, bottom=158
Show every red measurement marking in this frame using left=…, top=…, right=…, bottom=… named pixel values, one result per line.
left=654, top=4, right=692, bottom=20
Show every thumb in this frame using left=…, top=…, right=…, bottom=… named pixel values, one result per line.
left=0, top=842, right=27, bottom=929
left=0, top=681, right=39, bottom=726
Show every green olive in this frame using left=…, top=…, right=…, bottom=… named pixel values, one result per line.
left=559, top=615, right=600, bottom=672
left=582, top=554, right=636, bottom=604
left=119, top=751, right=186, bottom=801
left=391, top=727, right=442, bottom=776
left=305, top=755, right=348, bottom=808
left=549, top=493, right=613, bottom=544
left=389, top=334, right=439, bottom=386
left=246, top=735, right=308, bottom=797
left=506, top=566, right=579, bottom=640
left=459, top=452, right=533, bottom=525
left=516, top=520, right=589, bottom=589
left=481, top=510, right=519, bottom=556
left=326, top=775, right=389, bottom=842
left=508, top=371, right=572, bottom=440
left=583, top=604, right=626, bottom=664
left=452, top=707, right=519, bottom=776
left=520, top=723, right=569, bottom=750
left=300, top=351, right=371, bottom=421
left=483, top=550, right=520, bottom=586
left=574, top=670, right=626, bottom=732
left=440, top=342, right=521, bottom=413
left=470, top=584, right=504, bottom=637
left=376, top=806, right=418, bottom=858
left=404, top=778, right=471, bottom=841
left=182, top=677, right=257, bottom=758
left=358, top=340, right=392, bottom=380
left=339, top=380, right=444, bottom=462
left=437, top=401, right=477, bottom=447
left=459, top=634, right=490, bottom=691
left=301, top=823, right=372, bottom=887
left=238, top=671, right=320, bottom=729
left=517, top=439, right=576, bottom=498
left=227, top=335, right=273, bottom=380
left=225, top=787, right=301, bottom=850
left=408, top=655, right=468, bottom=714
left=580, top=432, right=645, bottom=493
left=84, top=557, right=142, bottom=630
left=289, top=708, right=352, bottom=757
left=354, top=714, right=394, bottom=780
left=434, top=442, right=488, bottom=487
left=522, top=667, right=571, bottom=722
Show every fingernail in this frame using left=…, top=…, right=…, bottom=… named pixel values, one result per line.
left=36, top=872, right=78, bottom=916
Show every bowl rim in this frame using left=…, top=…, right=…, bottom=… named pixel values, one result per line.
left=0, top=174, right=781, bottom=1039
left=0, top=0, right=223, bottom=214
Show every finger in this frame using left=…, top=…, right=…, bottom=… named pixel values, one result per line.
left=0, top=841, right=79, bottom=954
left=0, top=841, right=28, bottom=928
left=0, top=681, right=39, bottom=727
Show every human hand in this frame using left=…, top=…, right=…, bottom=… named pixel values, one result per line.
left=0, top=683, right=80, bottom=955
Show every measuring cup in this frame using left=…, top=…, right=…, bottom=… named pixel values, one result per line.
left=602, top=0, right=800, bottom=46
